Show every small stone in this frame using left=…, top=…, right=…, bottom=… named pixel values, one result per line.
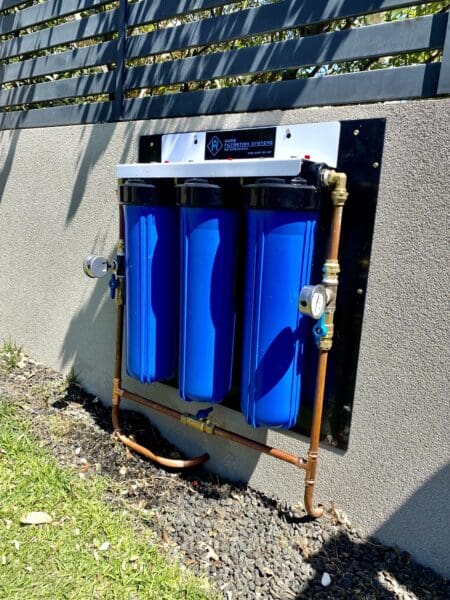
left=321, top=572, right=332, bottom=587
left=20, top=511, right=53, bottom=525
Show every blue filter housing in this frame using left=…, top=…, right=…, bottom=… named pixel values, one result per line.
left=241, top=178, right=319, bottom=428
left=122, top=180, right=178, bottom=383
left=178, top=179, right=238, bottom=403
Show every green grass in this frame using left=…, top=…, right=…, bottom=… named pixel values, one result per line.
left=0, top=400, right=213, bottom=600
left=64, top=367, right=80, bottom=388
left=0, top=338, right=23, bottom=371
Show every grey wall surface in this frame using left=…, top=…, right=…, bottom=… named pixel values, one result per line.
left=0, top=99, right=449, bottom=577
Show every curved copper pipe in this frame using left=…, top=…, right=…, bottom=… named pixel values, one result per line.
left=304, top=487, right=324, bottom=518
left=112, top=397, right=209, bottom=469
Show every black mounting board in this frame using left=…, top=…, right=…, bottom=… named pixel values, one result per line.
left=137, top=118, right=386, bottom=450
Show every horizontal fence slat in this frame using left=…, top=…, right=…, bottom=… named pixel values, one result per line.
left=0, top=100, right=114, bottom=129
left=0, top=71, right=114, bottom=107
left=122, top=62, right=441, bottom=121
left=0, top=8, right=117, bottom=60
left=126, top=0, right=440, bottom=60
left=0, top=0, right=112, bottom=35
left=0, top=40, right=117, bottom=83
left=126, top=13, right=447, bottom=90
left=0, top=0, right=28, bottom=11
left=129, top=0, right=237, bottom=28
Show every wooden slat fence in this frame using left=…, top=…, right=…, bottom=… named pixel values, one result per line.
left=0, top=0, right=448, bottom=130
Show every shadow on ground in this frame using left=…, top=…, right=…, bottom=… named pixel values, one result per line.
left=47, top=381, right=450, bottom=599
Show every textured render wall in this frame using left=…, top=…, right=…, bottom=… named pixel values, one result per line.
left=0, top=99, right=448, bottom=576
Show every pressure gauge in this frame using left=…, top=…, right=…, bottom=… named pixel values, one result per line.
left=298, top=285, right=327, bottom=319
left=83, top=254, right=109, bottom=279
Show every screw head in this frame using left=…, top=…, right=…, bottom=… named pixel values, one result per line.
left=353, top=129, right=360, bottom=136
left=373, top=162, right=380, bottom=169
left=357, top=288, right=364, bottom=295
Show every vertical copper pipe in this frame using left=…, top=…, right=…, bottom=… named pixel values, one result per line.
left=304, top=172, right=348, bottom=518
left=304, top=350, right=328, bottom=517
left=327, top=205, right=344, bottom=261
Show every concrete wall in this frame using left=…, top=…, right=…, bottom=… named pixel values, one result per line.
left=0, top=99, right=449, bottom=576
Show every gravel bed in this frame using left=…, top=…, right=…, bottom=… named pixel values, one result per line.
left=0, top=356, right=448, bottom=599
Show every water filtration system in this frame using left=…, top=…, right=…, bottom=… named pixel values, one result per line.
left=83, top=119, right=385, bottom=517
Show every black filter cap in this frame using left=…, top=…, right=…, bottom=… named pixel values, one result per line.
left=120, top=178, right=170, bottom=206
left=244, top=177, right=319, bottom=210
left=176, top=178, right=224, bottom=208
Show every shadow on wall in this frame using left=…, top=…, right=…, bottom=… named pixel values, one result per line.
left=0, top=129, right=20, bottom=202
left=59, top=275, right=116, bottom=400
left=66, top=121, right=137, bottom=224
left=299, top=463, right=450, bottom=597
left=375, top=462, right=450, bottom=575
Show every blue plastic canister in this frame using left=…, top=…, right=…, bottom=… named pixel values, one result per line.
left=122, top=180, right=178, bottom=383
left=178, top=179, right=238, bottom=403
left=241, top=178, right=319, bottom=428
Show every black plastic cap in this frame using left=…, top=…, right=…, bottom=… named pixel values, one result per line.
left=176, top=178, right=224, bottom=208
left=120, top=179, right=170, bottom=206
left=244, top=177, right=319, bottom=210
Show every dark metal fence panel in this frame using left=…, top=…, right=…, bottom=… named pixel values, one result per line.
left=0, top=102, right=114, bottom=129
left=126, top=0, right=444, bottom=60
left=122, top=63, right=441, bottom=121
left=0, top=40, right=117, bottom=84
left=125, top=13, right=448, bottom=90
left=0, top=71, right=114, bottom=107
left=0, top=0, right=448, bottom=130
left=0, top=9, right=118, bottom=59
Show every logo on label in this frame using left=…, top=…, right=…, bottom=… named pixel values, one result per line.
left=207, top=136, right=223, bottom=156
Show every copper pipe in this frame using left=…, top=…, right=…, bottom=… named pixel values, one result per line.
left=213, top=425, right=306, bottom=469
left=112, top=397, right=209, bottom=468
left=304, top=350, right=328, bottom=518
left=112, top=200, right=208, bottom=470
left=120, top=388, right=306, bottom=470
left=327, top=205, right=344, bottom=261
left=121, top=388, right=188, bottom=422
left=303, top=170, right=348, bottom=517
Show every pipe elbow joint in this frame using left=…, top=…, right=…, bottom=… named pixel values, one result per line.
left=322, top=169, right=349, bottom=206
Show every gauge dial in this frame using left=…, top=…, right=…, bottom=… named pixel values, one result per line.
left=298, top=284, right=327, bottom=320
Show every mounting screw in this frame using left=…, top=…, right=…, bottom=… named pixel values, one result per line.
left=357, top=288, right=364, bottom=295
left=286, top=129, right=292, bottom=139
left=373, top=162, right=380, bottom=169
left=353, top=129, right=360, bottom=136
left=193, top=135, right=198, bottom=145
left=149, top=141, right=154, bottom=147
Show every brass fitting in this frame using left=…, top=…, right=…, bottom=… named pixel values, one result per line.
left=324, top=170, right=349, bottom=206
left=180, top=414, right=216, bottom=435
left=115, top=278, right=124, bottom=306
left=112, top=378, right=121, bottom=405
left=318, top=315, right=334, bottom=350
left=322, top=260, right=340, bottom=285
